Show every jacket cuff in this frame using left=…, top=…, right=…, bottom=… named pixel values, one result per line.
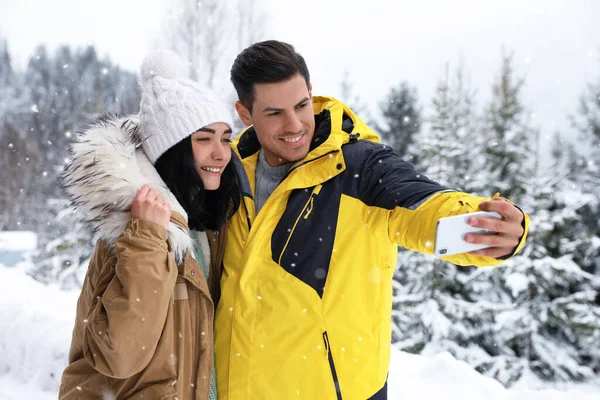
left=124, top=218, right=169, bottom=246
left=497, top=203, right=530, bottom=260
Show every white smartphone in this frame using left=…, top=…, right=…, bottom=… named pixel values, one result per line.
left=434, top=211, right=502, bottom=257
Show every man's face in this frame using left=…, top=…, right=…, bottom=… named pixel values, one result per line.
left=236, top=74, right=314, bottom=167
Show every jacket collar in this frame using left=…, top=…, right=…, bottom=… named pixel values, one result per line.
left=232, top=96, right=381, bottom=191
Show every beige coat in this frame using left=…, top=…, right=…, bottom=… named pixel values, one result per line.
left=58, top=116, right=226, bottom=399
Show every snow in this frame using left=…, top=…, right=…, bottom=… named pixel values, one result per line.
left=504, top=271, right=529, bottom=297
left=0, top=264, right=77, bottom=394
left=0, top=375, right=56, bottom=400
left=0, top=263, right=598, bottom=399
left=0, top=231, right=37, bottom=251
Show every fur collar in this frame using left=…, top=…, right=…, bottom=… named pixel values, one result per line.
left=61, top=115, right=196, bottom=264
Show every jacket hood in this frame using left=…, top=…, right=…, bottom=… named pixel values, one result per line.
left=311, top=95, right=380, bottom=146
left=61, top=115, right=193, bottom=263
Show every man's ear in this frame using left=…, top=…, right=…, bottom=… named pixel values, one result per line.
left=308, top=83, right=313, bottom=99
left=235, top=101, right=253, bottom=127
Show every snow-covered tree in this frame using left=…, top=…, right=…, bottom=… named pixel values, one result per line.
left=0, top=37, right=17, bottom=125
left=30, top=200, right=96, bottom=290
left=476, top=160, right=600, bottom=385
left=409, top=63, right=477, bottom=188
left=339, top=69, right=368, bottom=115
left=392, top=63, right=496, bottom=371
left=234, top=0, right=268, bottom=51
left=0, top=40, right=139, bottom=238
left=161, top=0, right=269, bottom=91
left=472, top=51, right=534, bottom=201
left=571, top=58, right=600, bottom=276
left=376, top=81, right=421, bottom=160
left=463, top=123, right=600, bottom=386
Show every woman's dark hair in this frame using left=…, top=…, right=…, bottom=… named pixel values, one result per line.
left=154, top=136, right=241, bottom=232
left=230, top=40, right=310, bottom=111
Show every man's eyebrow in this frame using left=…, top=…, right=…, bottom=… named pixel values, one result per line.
left=262, top=97, right=310, bottom=113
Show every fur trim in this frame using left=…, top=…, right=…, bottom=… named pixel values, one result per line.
left=194, top=230, right=212, bottom=268
left=61, top=114, right=192, bottom=263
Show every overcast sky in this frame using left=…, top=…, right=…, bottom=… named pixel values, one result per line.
left=1, top=0, right=599, bottom=148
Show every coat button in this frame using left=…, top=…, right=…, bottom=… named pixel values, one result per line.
left=191, top=270, right=195, bottom=276
left=336, top=163, right=342, bottom=170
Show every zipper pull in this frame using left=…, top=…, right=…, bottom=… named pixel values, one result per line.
left=303, top=185, right=323, bottom=220
left=322, top=331, right=330, bottom=355
left=303, top=197, right=314, bottom=219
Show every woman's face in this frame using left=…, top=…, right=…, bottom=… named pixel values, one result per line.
left=190, top=122, right=233, bottom=190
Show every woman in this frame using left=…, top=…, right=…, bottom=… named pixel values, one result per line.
left=58, top=50, right=240, bottom=399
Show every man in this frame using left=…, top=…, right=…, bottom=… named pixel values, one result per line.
left=215, top=40, right=529, bottom=400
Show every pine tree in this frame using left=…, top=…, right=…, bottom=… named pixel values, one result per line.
left=30, top=200, right=96, bottom=290
left=376, top=82, right=421, bottom=161
left=392, top=63, right=495, bottom=370
left=0, top=40, right=141, bottom=286
left=409, top=64, right=477, bottom=189
left=571, top=58, right=600, bottom=276
left=339, top=69, right=368, bottom=116
left=471, top=140, right=600, bottom=385
left=26, top=45, right=140, bottom=286
left=0, top=37, right=16, bottom=124
left=569, top=60, right=600, bottom=373
left=472, top=51, right=534, bottom=201
left=461, top=64, right=600, bottom=384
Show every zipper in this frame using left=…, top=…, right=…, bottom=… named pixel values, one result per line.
left=277, top=184, right=322, bottom=265
left=247, top=150, right=337, bottom=244
left=323, top=331, right=343, bottom=400
left=282, top=150, right=340, bottom=181
left=196, top=287, right=208, bottom=400
left=188, top=286, right=198, bottom=392
left=303, top=184, right=322, bottom=219
left=242, top=194, right=253, bottom=232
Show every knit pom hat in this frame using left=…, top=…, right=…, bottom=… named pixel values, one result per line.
left=138, top=50, right=234, bottom=164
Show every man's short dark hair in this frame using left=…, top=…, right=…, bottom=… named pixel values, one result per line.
left=230, top=40, right=310, bottom=111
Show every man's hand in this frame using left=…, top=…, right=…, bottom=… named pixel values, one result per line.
left=130, top=184, right=172, bottom=229
left=466, top=198, right=525, bottom=258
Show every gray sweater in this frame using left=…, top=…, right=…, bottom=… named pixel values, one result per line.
left=254, top=150, right=291, bottom=214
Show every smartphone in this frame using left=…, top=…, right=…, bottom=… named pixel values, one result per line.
left=434, top=211, right=502, bottom=257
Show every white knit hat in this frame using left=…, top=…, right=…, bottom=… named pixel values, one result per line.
left=138, top=50, right=234, bottom=164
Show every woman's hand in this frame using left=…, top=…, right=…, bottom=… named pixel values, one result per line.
left=130, top=184, right=171, bottom=229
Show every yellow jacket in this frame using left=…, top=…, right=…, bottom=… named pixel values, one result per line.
left=215, top=97, right=529, bottom=399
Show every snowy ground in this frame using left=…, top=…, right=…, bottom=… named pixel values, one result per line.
left=1, top=264, right=598, bottom=399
